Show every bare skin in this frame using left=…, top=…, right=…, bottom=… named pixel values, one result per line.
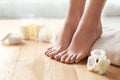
left=54, top=0, right=106, bottom=64
left=54, top=21, right=102, bottom=62
left=45, top=0, right=86, bottom=58
left=45, top=0, right=106, bottom=64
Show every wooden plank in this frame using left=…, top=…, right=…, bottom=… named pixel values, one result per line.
left=0, top=43, right=22, bottom=80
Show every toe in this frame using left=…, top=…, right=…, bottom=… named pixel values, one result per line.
left=54, top=54, right=61, bottom=61
left=75, top=54, right=82, bottom=63
left=45, top=47, right=53, bottom=54
left=45, top=48, right=54, bottom=55
left=65, top=54, right=73, bottom=64
left=61, top=54, right=68, bottom=63
left=54, top=50, right=67, bottom=61
left=49, top=49, right=61, bottom=59
left=45, top=50, right=49, bottom=55
left=46, top=49, right=55, bottom=57
left=70, top=54, right=77, bottom=64
left=47, top=47, right=53, bottom=50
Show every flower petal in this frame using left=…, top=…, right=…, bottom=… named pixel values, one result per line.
left=87, top=56, right=98, bottom=71
left=91, top=49, right=106, bottom=56
left=98, top=59, right=111, bottom=74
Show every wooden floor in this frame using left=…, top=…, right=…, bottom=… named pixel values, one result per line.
left=0, top=19, right=120, bottom=80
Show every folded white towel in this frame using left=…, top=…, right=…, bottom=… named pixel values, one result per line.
left=92, top=27, right=120, bottom=66
left=103, top=0, right=120, bottom=16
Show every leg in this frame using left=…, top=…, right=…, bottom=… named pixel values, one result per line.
left=45, top=0, right=86, bottom=58
left=59, top=0, right=106, bottom=64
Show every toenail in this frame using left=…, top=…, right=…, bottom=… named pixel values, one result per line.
left=61, top=59, right=64, bottom=63
left=45, top=51, right=48, bottom=55
left=49, top=55, right=53, bottom=57
left=61, top=58, right=64, bottom=61
left=70, top=61, right=73, bottom=64
left=66, top=62, right=70, bottom=64
left=55, top=56, right=59, bottom=59
left=65, top=59, right=69, bottom=64
left=50, top=54, right=54, bottom=57
left=49, top=54, right=52, bottom=56
left=57, top=55, right=60, bottom=58
left=46, top=54, right=49, bottom=57
left=48, top=54, right=50, bottom=56
left=75, top=60, right=79, bottom=63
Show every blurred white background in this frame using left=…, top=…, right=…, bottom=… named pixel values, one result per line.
left=0, top=0, right=120, bottom=19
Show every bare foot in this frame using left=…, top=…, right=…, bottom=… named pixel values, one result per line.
left=45, top=19, right=79, bottom=58
left=45, top=0, right=86, bottom=58
left=54, top=21, right=102, bottom=63
left=54, top=0, right=106, bottom=64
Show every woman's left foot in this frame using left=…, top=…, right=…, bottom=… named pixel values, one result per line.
left=54, top=0, right=106, bottom=64
left=54, top=21, right=102, bottom=64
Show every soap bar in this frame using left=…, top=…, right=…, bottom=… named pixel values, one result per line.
left=20, top=25, right=30, bottom=40
left=8, top=34, right=22, bottom=44
left=1, top=32, right=12, bottom=43
left=1, top=32, right=22, bottom=45
left=34, top=24, right=44, bottom=38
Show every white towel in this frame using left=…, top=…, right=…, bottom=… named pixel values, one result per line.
left=103, top=0, right=120, bottom=16
left=92, top=27, right=120, bottom=66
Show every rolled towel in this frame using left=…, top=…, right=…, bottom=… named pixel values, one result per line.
left=91, top=27, right=120, bottom=66
left=103, top=1, right=120, bottom=16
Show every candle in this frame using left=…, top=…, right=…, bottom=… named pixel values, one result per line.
left=34, top=24, right=44, bottom=38
left=29, top=22, right=35, bottom=36
left=20, top=24, right=30, bottom=40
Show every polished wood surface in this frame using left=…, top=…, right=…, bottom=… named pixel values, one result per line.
left=0, top=19, right=120, bottom=80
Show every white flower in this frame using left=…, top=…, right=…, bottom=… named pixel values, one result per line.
left=98, top=59, right=111, bottom=74
left=91, top=49, right=107, bottom=62
left=91, top=49, right=106, bottom=58
left=38, top=27, right=58, bottom=43
left=87, top=49, right=111, bottom=75
left=39, top=29, right=52, bottom=42
left=87, top=56, right=98, bottom=71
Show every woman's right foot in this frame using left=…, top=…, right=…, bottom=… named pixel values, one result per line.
left=45, top=17, right=80, bottom=58
left=45, top=0, right=86, bottom=59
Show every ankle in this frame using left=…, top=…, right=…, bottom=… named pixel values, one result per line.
left=64, top=18, right=79, bottom=31
left=83, top=21, right=102, bottom=37
left=97, top=21, right=102, bottom=36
